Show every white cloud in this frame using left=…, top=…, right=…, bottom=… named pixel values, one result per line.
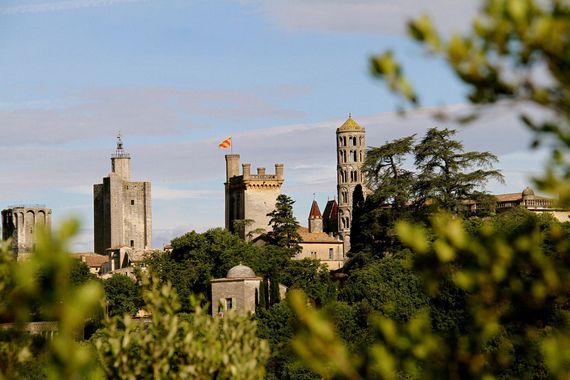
left=0, top=102, right=548, bottom=251
left=253, top=0, right=479, bottom=36
left=153, top=187, right=223, bottom=200
left=0, top=0, right=143, bottom=15
left=0, top=86, right=305, bottom=145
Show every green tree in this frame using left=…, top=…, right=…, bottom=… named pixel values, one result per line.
left=266, top=194, right=302, bottom=254
left=0, top=221, right=104, bottom=379
left=290, top=1, right=570, bottom=379
left=69, top=259, right=94, bottom=288
left=95, top=276, right=270, bottom=380
left=146, top=228, right=263, bottom=311
left=414, top=128, right=503, bottom=214
left=103, top=274, right=143, bottom=317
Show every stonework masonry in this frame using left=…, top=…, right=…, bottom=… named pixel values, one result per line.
left=225, top=154, right=284, bottom=240
left=336, top=115, right=366, bottom=254
left=93, top=137, right=152, bottom=254
left=1, top=206, right=52, bottom=254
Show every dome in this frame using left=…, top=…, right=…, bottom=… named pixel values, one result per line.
left=337, top=115, right=363, bottom=131
left=522, top=186, right=535, bottom=197
left=227, top=264, right=257, bottom=278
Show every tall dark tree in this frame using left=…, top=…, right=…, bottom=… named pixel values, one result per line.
left=364, top=134, right=417, bottom=212
left=351, top=128, right=503, bottom=257
left=266, top=194, right=302, bottom=254
left=414, top=128, right=504, bottom=214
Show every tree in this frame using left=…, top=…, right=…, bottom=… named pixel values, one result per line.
left=95, top=276, right=270, bottom=380
left=353, top=127, right=502, bottom=256
left=103, top=274, right=143, bottom=317
left=289, top=1, right=570, bottom=378
left=266, top=194, right=302, bottom=254
left=370, top=0, right=570, bottom=203
left=414, top=127, right=504, bottom=213
left=0, top=221, right=104, bottom=379
left=146, top=228, right=263, bottom=311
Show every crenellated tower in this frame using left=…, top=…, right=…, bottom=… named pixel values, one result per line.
left=225, top=154, right=284, bottom=240
left=336, top=115, right=366, bottom=254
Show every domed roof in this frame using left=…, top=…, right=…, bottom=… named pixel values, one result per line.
left=337, top=115, right=363, bottom=131
left=227, top=264, right=257, bottom=278
left=522, top=186, right=535, bottom=197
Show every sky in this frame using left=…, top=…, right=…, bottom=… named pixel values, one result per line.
left=0, top=0, right=548, bottom=251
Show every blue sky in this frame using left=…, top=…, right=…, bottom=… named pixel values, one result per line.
left=0, top=0, right=546, bottom=250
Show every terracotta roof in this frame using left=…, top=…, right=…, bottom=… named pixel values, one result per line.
left=298, top=227, right=342, bottom=244
left=70, top=253, right=108, bottom=267
left=337, top=115, right=363, bottom=131
left=494, top=192, right=522, bottom=202
left=309, top=200, right=322, bottom=219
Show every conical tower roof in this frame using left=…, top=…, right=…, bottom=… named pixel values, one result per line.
left=337, top=114, right=363, bottom=131
left=309, top=199, right=322, bottom=219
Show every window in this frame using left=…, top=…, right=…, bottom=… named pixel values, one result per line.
left=329, top=248, right=333, bottom=260
left=352, top=150, right=357, bottom=162
left=130, top=240, right=134, bottom=247
left=225, top=298, right=233, bottom=310
left=131, top=200, right=135, bottom=205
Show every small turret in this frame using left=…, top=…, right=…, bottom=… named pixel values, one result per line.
left=111, top=133, right=131, bottom=181
left=308, top=199, right=323, bottom=233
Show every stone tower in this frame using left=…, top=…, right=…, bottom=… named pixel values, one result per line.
left=336, top=115, right=366, bottom=254
left=308, top=199, right=323, bottom=233
left=93, top=135, right=152, bottom=254
left=2, top=206, right=52, bottom=254
left=225, top=154, right=284, bottom=240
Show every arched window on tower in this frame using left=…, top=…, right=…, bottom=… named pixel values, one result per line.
left=342, top=191, right=348, bottom=203
left=343, top=150, right=347, bottom=163
left=352, top=151, right=357, bottom=162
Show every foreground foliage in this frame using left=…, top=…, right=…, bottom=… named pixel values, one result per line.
left=95, top=276, right=269, bottom=380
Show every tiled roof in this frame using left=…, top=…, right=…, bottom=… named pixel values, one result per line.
left=298, top=227, right=342, bottom=244
left=322, top=199, right=338, bottom=221
left=309, top=200, right=322, bottom=219
left=337, top=115, right=363, bottom=131
left=494, top=192, right=522, bottom=202
left=70, top=253, right=108, bottom=267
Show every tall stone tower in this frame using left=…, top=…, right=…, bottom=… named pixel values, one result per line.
left=2, top=206, right=52, bottom=254
left=93, top=135, right=152, bottom=254
left=336, top=115, right=366, bottom=254
left=225, top=154, right=284, bottom=240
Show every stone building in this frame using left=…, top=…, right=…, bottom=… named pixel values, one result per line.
left=295, top=200, right=345, bottom=270
left=93, top=136, right=152, bottom=254
left=1, top=206, right=52, bottom=254
left=210, top=264, right=262, bottom=316
left=224, top=154, right=284, bottom=240
left=336, top=115, right=366, bottom=253
left=493, top=186, right=570, bottom=222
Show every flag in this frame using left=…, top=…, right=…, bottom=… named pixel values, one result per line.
left=219, top=137, right=232, bottom=149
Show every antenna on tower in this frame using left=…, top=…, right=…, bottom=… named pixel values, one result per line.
left=113, top=131, right=130, bottom=158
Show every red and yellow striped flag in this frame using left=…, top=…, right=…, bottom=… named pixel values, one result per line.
left=219, top=137, right=232, bottom=149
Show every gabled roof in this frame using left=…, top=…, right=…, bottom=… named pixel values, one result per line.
left=337, top=115, right=363, bottom=131
left=322, top=199, right=338, bottom=222
left=309, top=200, right=322, bottom=219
